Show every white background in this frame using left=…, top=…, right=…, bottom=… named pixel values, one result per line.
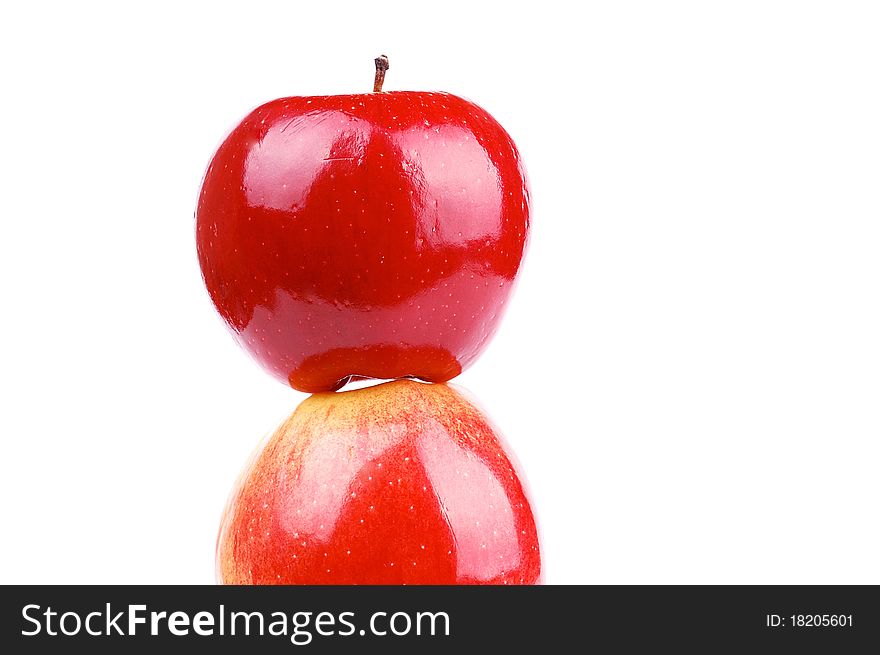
left=1, top=1, right=878, bottom=584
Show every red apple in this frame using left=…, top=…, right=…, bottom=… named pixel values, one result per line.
left=217, top=380, right=541, bottom=584
left=196, top=57, right=530, bottom=392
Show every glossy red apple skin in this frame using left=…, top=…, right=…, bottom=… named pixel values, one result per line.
left=196, top=91, right=530, bottom=392
left=217, top=380, right=541, bottom=585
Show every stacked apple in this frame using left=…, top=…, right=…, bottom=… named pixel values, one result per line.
left=197, top=57, right=540, bottom=584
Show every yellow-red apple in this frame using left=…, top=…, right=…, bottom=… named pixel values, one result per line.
left=217, top=380, right=540, bottom=584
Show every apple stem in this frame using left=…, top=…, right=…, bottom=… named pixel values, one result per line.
left=373, top=54, right=390, bottom=92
